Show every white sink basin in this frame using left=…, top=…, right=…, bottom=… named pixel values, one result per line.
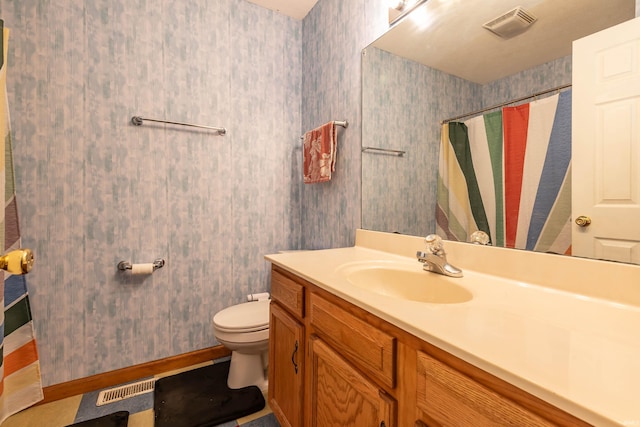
left=335, top=260, right=473, bottom=304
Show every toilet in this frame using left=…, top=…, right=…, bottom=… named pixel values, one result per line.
left=212, top=299, right=270, bottom=390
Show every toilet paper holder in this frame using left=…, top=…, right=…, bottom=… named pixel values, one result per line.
left=117, top=258, right=165, bottom=272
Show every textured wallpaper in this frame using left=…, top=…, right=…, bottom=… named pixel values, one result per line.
left=299, top=0, right=387, bottom=250
left=481, top=56, right=572, bottom=107
left=0, top=0, right=304, bottom=386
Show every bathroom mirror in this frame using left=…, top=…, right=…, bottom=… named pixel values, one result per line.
left=361, top=0, right=637, bottom=262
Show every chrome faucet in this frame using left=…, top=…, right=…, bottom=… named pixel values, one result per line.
left=416, top=234, right=463, bottom=278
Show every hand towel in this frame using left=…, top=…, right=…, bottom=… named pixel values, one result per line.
left=303, top=122, right=337, bottom=184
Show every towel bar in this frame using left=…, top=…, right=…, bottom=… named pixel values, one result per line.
left=300, top=120, right=348, bottom=139
left=362, top=146, right=405, bottom=156
left=131, top=116, right=226, bottom=135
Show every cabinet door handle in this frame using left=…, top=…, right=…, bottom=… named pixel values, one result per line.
left=291, top=340, right=299, bottom=374
left=380, top=422, right=386, bottom=427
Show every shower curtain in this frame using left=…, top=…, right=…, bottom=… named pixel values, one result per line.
left=436, top=90, right=572, bottom=254
left=0, top=22, right=44, bottom=424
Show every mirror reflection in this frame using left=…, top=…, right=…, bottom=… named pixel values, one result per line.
left=361, top=0, right=637, bottom=263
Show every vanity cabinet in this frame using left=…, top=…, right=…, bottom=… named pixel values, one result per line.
left=269, top=266, right=590, bottom=427
left=268, top=269, right=305, bottom=427
left=270, top=266, right=397, bottom=427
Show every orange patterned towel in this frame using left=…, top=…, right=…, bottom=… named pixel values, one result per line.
left=303, top=122, right=337, bottom=184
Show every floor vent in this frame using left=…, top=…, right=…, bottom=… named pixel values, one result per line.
left=96, top=378, right=156, bottom=406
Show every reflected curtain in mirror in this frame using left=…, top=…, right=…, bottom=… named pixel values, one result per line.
left=436, top=90, right=572, bottom=254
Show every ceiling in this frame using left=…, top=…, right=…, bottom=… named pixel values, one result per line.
left=246, top=0, right=319, bottom=20
left=248, top=0, right=635, bottom=84
left=372, top=0, right=635, bottom=84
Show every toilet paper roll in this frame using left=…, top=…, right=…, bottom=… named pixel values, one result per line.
left=247, top=292, right=270, bottom=302
left=131, top=263, right=154, bottom=275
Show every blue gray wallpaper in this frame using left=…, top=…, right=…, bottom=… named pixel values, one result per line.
left=481, top=56, right=572, bottom=107
left=299, top=0, right=387, bottom=250
left=0, top=0, right=307, bottom=386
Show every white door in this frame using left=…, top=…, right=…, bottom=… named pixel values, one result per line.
left=572, top=16, right=640, bottom=264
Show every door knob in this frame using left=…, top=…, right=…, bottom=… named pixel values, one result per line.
left=575, top=216, right=592, bottom=227
left=0, top=249, right=34, bottom=274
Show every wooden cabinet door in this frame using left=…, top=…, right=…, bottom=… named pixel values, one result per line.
left=308, top=335, right=396, bottom=427
left=269, top=302, right=304, bottom=427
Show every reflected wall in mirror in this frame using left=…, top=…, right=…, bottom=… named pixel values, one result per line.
left=361, top=0, right=637, bottom=263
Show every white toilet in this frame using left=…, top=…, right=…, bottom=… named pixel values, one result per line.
left=212, top=299, right=270, bottom=390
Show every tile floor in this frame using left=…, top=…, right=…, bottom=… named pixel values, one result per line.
left=3, top=359, right=280, bottom=427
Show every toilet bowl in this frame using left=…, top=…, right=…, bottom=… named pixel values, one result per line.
left=213, top=299, right=270, bottom=390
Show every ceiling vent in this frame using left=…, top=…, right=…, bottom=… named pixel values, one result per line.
left=483, top=6, right=537, bottom=39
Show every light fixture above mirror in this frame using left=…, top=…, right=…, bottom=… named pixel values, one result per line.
left=388, top=0, right=427, bottom=25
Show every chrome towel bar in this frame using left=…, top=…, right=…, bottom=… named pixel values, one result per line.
left=300, top=120, right=348, bottom=139
left=362, top=146, right=405, bottom=156
left=131, top=116, right=226, bottom=135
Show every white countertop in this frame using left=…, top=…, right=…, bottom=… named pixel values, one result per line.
left=265, top=230, right=640, bottom=427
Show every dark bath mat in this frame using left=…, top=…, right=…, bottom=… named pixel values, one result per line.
left=66, top=411, right=129, bottom=427
left=154, top=361, right=265, bottom=427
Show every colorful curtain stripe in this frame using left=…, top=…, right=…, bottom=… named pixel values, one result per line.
left=436, top=90, right=572, bottom=254
left=436, top=123, right=478, bottom=242
left=0, top=22, right=44, bottom=424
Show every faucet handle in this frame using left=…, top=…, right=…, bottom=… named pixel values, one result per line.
left=470, top=230, right=490, bottom=245
left=424, top=234, right=444, bottom=254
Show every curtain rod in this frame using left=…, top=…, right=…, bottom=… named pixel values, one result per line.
left=441, top=83, right=572, bottom=125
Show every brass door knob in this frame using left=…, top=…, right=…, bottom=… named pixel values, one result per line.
left=575, top=216, right=592, bottom=227
left=0, top=248, right=34, bottom=274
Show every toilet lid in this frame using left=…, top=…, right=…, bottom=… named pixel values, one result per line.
left=213, top=299, right=270, bottom=333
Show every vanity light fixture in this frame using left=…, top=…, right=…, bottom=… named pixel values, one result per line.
left=391, top=0, right=422, bottom=11
left=389, top=0, right=427, bottom=26
left=390, top=0, right=407, bottom=11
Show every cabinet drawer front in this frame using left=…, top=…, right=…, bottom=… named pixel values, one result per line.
left=416, top=351, right=554, bottom=426
left=271, top=268, right=304, bottom=318
left=309, top=293, right=396, bottom=388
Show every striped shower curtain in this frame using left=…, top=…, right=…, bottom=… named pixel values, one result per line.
left=436, top=90, right=572, bottom=254
left=0, top=22, right=44, bottom=423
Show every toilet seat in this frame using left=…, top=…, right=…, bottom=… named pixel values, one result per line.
left=213, top=299, right=270, bottom=333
